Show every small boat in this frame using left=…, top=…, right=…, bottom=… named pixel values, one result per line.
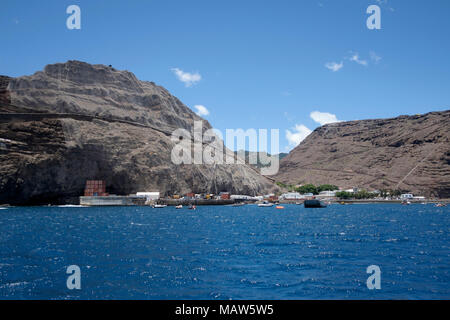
left=258, top=201, right=273, bottom=207
left=275, top=206, right=285, bottom=209
left=304, top=200, right=327, bottom=208
left=401, top=200, right=411, bottom=205
left=153, top=204, right=167, bottom=208
left=188, top=205, right=197, bottom=210
left=57, top=205, right=87, bottom=208
left=435, top=203, right=447, bottom=207
left=175, top=205, right=183, bottom=209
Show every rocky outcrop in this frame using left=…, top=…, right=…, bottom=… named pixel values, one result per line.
left=275, top=111, right=450, bottom=198
left=0, top=61, right=277, bottom=205
left=0, top=76, right=11, bottom=105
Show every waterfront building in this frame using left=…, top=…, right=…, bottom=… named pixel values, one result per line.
left=136, top=192, right=160, bottom=201
left=280, top=192, right=304, bottom=200
left=317, top=190, right=336, bottom=198
left=231, top=195, right=253, bottom=200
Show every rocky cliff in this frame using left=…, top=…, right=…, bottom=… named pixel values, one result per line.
left=275, top=111, right=450, bottom=198
left=0, top=61, right=277, bottom=205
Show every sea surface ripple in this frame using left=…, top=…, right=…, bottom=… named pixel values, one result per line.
left=0, top=204, right=448, bottom=299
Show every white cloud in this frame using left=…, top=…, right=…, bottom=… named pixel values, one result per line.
left=171, top=68, right=201, bottom=87
left=194, top=105, right=209, bottom=117
left=325, top=61, right=343, bottom=72
left=286, top=124, right=312, bottom=147
left=349, top=53, right=368, bottom=66
left=310, top=111, right=342, bottom=125
left=370, top=51, right=382, bottom=63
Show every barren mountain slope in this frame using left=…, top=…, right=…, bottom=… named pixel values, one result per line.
left=275, top=111, right=450, bottom=198
left=0, top=61, right=277, bottom=205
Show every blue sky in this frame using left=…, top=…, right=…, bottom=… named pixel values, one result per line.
left=1, top=0, right=449, bottom=152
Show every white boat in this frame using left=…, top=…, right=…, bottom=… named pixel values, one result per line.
left=153, top=204, right=167, bottom=208
left=175, top=205, right=183, bottom=209
left=257, top=201, right=273, bottom=207
left=0, top=207, right=8, bottom=210
left=57, top=205, right=87, bottom=208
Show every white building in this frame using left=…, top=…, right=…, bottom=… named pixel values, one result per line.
left=280, top=192, right=304, bottom=200
left=136, top=192, right=160, bottom=201
left=231, top=195, right=253, bottom=200
left=317, top=190, right=336, bottom=198
left=401, top=193, right=414, bottom=199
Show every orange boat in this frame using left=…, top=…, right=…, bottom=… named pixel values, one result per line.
left=275, top=206, right=285, bottom=209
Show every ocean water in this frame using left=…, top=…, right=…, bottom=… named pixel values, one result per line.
left=0, top=204, right=448, bottom=300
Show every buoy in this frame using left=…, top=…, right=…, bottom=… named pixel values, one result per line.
left=275, top=206, right=284, bottom=209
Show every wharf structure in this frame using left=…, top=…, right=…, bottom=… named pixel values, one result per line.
left=80, top=195, right=145, bottom=206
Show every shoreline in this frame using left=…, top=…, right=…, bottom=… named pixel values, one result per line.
left=1, top=199, right=449, bottom=207
left=280, top=199, right=450, bottom=204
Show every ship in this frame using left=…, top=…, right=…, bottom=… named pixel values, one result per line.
left=304, top=199, right=327, bottom=208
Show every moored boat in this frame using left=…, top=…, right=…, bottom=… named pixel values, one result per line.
left=58, top=205, right=87, bottom=208
left=304, top=199, right=327, bottom=208
left=257, top=201, right=273, bottom=207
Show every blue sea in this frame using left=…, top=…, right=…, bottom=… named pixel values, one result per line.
left=0, top=204, right=448, bottom=299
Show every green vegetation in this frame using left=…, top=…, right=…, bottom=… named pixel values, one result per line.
left=276, top=183, right=340, bottom=195
left=295, top=184, right=318, bottom=194
left=276, top=182, right=287, bottom=188
left=275, top=182, right=297, bottom=192
left=379, top=189, right=404, bottom=197
left=317, top=184, right=339, bottom=192
left=295, top=184, right=339, bottom=195
left=335, top=191, right=353, bottom=199
left=276, top=183, right=409, bottom=199
left=271, top=183, right=340, bottom=195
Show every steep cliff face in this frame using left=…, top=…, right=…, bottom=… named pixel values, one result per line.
left=275, top=111, right=450, bottom=198
left=0, top=61, right=277, bottom=205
